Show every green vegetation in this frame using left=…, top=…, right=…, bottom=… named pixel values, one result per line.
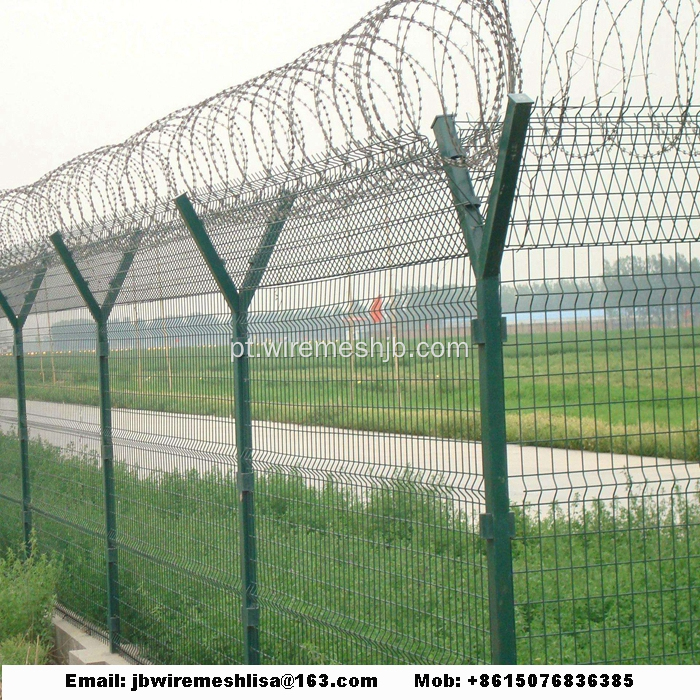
left=1, top=327, right=698, bottom=461
left=0, top=432, right=697, bottom=665
left=0, top=542, right=58, bottom=677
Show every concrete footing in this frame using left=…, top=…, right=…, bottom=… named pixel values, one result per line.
left=53, top=615, right=134, bottom=665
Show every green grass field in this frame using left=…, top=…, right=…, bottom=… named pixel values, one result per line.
left=0, top=432, right=697, bottom=664
left=1, top=327, right=698, bottom=460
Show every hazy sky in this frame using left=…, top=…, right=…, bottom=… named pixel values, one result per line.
left=2, top=1, right=690, bottom=192
left=0, top=0, right=382, bottom=189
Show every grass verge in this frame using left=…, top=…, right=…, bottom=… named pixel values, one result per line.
left=0, top=432, right=697, bottom=665
left=0, top=542, right=58, bottom=679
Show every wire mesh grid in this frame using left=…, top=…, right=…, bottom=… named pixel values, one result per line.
left=501, top=242, right=700, bottom=664
left=22, top=301, right=108, bottom=634
left=0, top=101, right=698, bottom=664
left=497, top=107, right=700, bottom=664
left=249, top=263, right=487, bottom=664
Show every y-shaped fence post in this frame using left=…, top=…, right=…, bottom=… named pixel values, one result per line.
left=0, top=266, right=47, bottom=557
left=50, top=232, right=141, bottom=653
left=175, top=193, right=295, bottom=664
left=433, top=94, right=533, bottom=664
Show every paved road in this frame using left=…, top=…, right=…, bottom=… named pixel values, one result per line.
left=1, top=398, right=697, bottom=508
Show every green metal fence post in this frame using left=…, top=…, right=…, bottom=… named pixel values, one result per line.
left=433, top=94, right=533, bottom=664
left=175, top=193, right=295, bottom=664
left=0, top=267, right=46, bottom=557
left=12, top=326, right=29, bottom=549
left=49, top=232, right=140, bottom=653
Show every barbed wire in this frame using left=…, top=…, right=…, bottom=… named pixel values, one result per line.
left=0, top=0, right=697, bottom=266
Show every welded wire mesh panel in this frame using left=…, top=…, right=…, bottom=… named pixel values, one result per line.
left=504, top=244, right=700, bottom=663
left=250, top=264, right=487, bottom=663
left=23, top=300, right=107, bottom=631
left=196, top=140, right=467, bottom=292
left=12, top=138, right=468, bottom=315
left=491, top=108, right=700, bottom=663
left=509, top=105, right=700, bottom=250
left=109, top=290, right=243, bottom=663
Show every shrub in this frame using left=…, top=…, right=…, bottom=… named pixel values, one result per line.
left=0, top=544, right=58, bottom=677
